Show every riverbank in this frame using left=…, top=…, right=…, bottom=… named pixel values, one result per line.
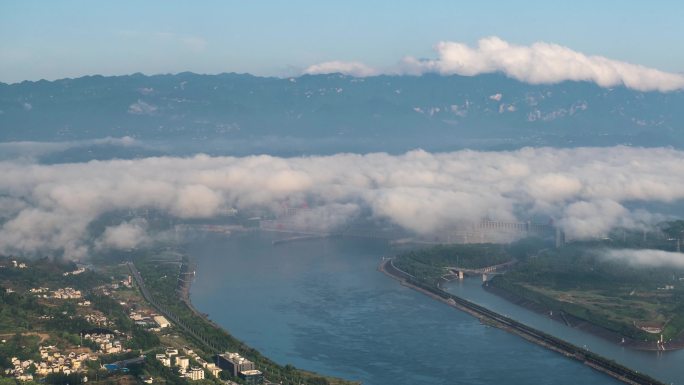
left=379, top=258, right=666, bottom=385
left=483, top=280, right=684, bottom=351
left=132, top=256, right=360, bottom=385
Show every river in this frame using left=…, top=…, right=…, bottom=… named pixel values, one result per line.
left=188, top=232, right=676, bottom=385
left=444, top=277, right=684, bottom=384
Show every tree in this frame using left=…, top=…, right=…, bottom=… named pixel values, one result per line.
left=0, top=378, right=18, bottom=385
left=45, top=373, right=84, bottom=385
left=307, top=377, right=330, bottom=385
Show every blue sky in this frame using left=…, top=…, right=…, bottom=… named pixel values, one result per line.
left=1, top=0, right=683, bottom=83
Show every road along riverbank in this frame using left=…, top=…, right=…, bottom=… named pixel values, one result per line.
left=129, top=259, right=359, bottom=385
left=379, top=258, right=665, bottom=385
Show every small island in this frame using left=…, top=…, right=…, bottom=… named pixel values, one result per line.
left=490, top=243, right=684, bottom=349
left=382, top=221, right=684, bottom=385
left=390, top=221, right=684, bottom=349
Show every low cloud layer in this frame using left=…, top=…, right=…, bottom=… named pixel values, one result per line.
left=305, top=37, right=684, bottom=92
left=95, top=219, right=150, bottom=250
left=304, top=61, right=378, bottom=77
left=602, top=249, right=684, bottom=268
left=0, top=137, right=138, bottom=161
left=1, top=146, right=684, bottom=259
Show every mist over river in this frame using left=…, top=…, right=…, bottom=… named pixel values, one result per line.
left=188, top=232, right=647, bottom=385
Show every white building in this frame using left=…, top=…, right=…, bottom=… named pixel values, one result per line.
left=175, top=356, right=189, bottom=370
left=207, top=365, right=221, bottom=378
left=187, top=367, right=205, bottom=381
left=165, top=348, right=178, bottom=357
left=154, top=315, right=171, bottom=328
left=155, top=354, right=171, bottom=367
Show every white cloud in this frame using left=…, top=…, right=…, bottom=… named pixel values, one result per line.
left=304, top=61, right=379, bottom=77
left=306, top=37, right=684, bottom=92
left=1, top=146, right=684, bottom=259
left=128, top=100, right=157, bottom=115
left=601, top=249, right=684, bottom=268
left=96, top=219, right=149, bottom=250
left=172, top=184, right=223, bottom=218
left=404, top=37, right=684, bottom=91
left=0, top=137, right=139, bottom=162
left=138, top=87, right=155, bottom=95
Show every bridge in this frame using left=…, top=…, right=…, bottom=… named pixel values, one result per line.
left=447, top=259, right=518, bottom=275
left=444, top=260, right=518, bottom=281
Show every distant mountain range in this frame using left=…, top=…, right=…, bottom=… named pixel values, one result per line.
left=1, top=72, right=683, bottom=152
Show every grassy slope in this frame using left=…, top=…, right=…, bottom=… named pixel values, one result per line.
left=390, top=234, right=684, bottom=342
left=490, top=242, right=684, bottom=341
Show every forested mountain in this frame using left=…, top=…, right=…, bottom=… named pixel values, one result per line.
left=2, top=72, right=683, bottom=151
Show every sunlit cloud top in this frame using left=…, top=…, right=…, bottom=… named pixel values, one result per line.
left=305, top=37, right=684, bottom=92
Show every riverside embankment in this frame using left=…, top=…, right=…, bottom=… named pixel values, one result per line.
left=188, top=233, right=634, bottom=385
left=379, top=258, right=666, bottom=385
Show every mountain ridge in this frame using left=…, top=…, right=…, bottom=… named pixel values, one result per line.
left=1, top=72, right=682, bottom=150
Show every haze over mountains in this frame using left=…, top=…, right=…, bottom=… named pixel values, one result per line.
left=1, top=72, right=683, bottom=156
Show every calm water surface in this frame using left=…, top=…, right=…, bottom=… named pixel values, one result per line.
left=188, top=233, right=649, bottom=385
left=444, top=278, right=684, bottom=384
